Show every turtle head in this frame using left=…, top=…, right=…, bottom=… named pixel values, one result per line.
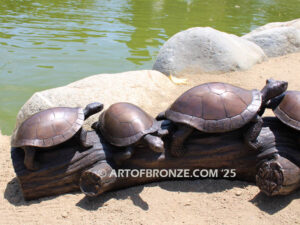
left=92, top=121, right=100, bottom=131
left=83, top=102, right=104, bottom=119
left=262, top=78, right=288, bottom=103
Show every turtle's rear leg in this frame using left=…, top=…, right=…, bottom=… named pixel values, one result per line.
left=170, top=124, right=194, bottom=157
left=244, top=115, right=263, bottom=150
left=23, top=146, right=39, bottom=171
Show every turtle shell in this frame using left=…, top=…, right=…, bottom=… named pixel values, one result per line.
left=99, top=102, right=159, bottom=147
left=165, top=82, right=262, bottom=133
left=273, top=91, right=300, bottom=131
left=11, top=107, right=84, bottom=148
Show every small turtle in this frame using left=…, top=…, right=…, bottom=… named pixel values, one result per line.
left=11, top=102, right=103, bottom=170
left=267, top=90, right=300, bottom=131
left=157, top=79, right=288, bottom=157
left=92, top=102, right=166, bottom=162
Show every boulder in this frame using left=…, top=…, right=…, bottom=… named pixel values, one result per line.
left=153, top=27, right=266, bottom=76
left=245, top=19, right=300, bottom=33
left=15, top=70, right=176, bottom=131
left=243, top=19, right=300, bottom=57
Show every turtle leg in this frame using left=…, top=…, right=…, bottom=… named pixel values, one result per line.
left=113, top=146, right=134, bottom=166
left=243, top=115, right=263, bottom=150
left=79, top=129, right=93, bottom=148
left=157, top=119, right=173, bottom=137
left=156, top=111, right=166, bottom=120
left=23, top=146, right=39, bottom=171
left=170, top=124, right=194, bottom=157
left=143, top=134, right=165, bottom=160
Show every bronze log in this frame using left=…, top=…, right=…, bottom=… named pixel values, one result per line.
left=11, top=118, right=300, bottom=200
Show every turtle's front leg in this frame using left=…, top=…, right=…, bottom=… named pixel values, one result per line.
left=79, top=129, right=93, bottom=148
left=144, top=134, right=165, bottom=160
left=113, top=146, right=134, bottom=166
left=170, top=124, right=194, bottom=157
left=243, top=115, right=263, bottom=150
left=23, top=146, right=39, bottom=171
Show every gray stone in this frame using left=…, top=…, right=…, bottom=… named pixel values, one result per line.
left=14, top=70, right=176, bottom=132
left=243, top=19, right=300, bottom=57
left=153, top=27, right=266, bottom=76
left=245, top=19, right=300, bottom=33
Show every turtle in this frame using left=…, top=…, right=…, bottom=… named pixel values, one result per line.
left=92, top=102, right=167, bottom=162
left=267, top=90, right=300, bottom=131
left=11, top=102, right=103, bottom=171
left=156, top=79, right=288, bottom=157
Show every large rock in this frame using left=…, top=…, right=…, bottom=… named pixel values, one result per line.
left=243, top=19, right=300, bottom=57
left=15, top=70, right=176, bottom=131
left=245, top=19, right=300, bottom=33
left=153, top=27, right=266, bottom=76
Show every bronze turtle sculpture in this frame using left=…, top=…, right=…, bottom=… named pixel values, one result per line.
left=157, top=79, right=288, bottom=157
left=11, top=102, right=103, bottom=170
left=92, top=102, right=166, bottom=162
left=267, top=90, right=300, bottom=131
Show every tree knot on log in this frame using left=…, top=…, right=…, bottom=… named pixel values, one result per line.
left=256, top=159, right=284, bottom=196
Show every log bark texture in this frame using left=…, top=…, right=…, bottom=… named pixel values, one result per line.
left=11, top=118, right=300, bottom=200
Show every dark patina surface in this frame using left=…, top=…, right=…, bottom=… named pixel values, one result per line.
left=11, top=107, right=84, bottom=148
left=165, top=82, right=261, bottom=133
left=99, top=102, right=159, bottom=147
left=273, top=91, right=300, bottom=131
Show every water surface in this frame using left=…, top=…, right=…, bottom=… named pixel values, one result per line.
left=1, top=0, right=299, bottom=134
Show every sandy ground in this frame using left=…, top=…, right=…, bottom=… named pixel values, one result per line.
left=1, top=52, right=300, bottom=225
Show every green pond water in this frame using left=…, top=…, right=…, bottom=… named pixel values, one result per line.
left=0, top=0, right=299, bottom=134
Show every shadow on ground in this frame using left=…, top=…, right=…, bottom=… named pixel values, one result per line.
left=250, top=190, right=300, bottom=215
left=5, top=177, right=300, bottom=214
left=76, top=179, right=247, bottom=211
left=4, top=177, right=77, bottom=206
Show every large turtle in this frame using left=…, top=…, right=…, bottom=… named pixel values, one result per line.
left=92, top=102, right=167, bottom=162
left=11, top=102, right=103, bottom=171
left=267, top=90, right=300, bottom=131
left=157, top=79, right=288, bottom=157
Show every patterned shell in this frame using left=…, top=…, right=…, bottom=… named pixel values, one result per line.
left=99, top=102, right=159, bottom=147
left=165, top=82, right=262, bottom=133
left=273, top=91, right=300, bottom=131
left=11, top=107, right=84, bottom=148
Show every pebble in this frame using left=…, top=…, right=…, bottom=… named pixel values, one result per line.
left=61, top=212, right=68, bottom=218
left=235, top=190, right=242, bottom=196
